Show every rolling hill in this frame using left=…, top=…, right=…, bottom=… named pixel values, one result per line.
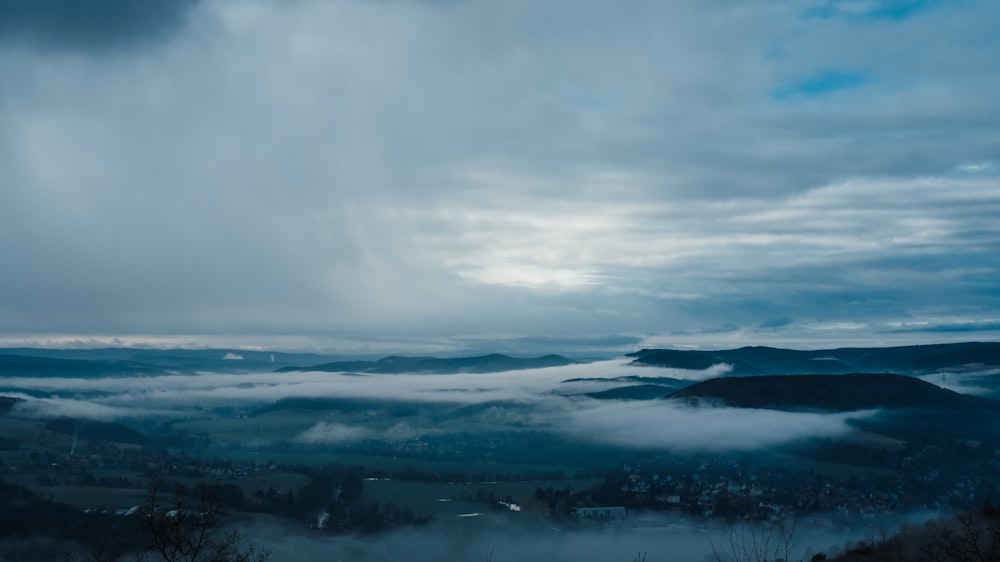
left=667, top=372, right=1000, bottom=443
left=585, top=384, right=679, bottom=401
left=666, top=373, right=995, bottom=412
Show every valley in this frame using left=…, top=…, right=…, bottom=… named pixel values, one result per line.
left=2, top=343, right=1000, bottom=560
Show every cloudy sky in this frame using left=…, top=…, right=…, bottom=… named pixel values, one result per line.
left=1, top=0, right=998, bottom=353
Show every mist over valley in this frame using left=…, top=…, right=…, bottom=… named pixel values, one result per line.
left=3, top=344, right=1000, bottom=560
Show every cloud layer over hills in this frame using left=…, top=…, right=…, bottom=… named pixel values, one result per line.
left=4, top=360, right=871, bottom=451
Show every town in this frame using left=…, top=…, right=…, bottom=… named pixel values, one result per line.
left=5, top=415, right=1000, bottom=538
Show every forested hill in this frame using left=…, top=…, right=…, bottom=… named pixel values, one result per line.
left=278, top=353, right=577, bottom=374
left=629, top=341, right=1000, bottom=375
left=667, top=373, right=998, bottom=412
left=0, top=354, right=170, bottom=377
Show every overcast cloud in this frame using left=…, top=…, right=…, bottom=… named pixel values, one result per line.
left=1, top=0, right=998, bottom=352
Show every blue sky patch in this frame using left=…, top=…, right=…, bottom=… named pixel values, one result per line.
left=808, top=0, right=940, bottom=21
left=771, top=70, right=870, bottom=101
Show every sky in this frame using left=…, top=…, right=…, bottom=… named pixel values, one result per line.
left=1, top=0, right=999, bottom=354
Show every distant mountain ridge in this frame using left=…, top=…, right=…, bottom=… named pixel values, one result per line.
left=4, top=342, right=998, bottom=378
left=629, top=342, right=1000, bottom=376
left=0, top=348, right=577, bottom=376
left=278, top=353, right=577, bottom=374
left=0, top=348, right=346, bottom=375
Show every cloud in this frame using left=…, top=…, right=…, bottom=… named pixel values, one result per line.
left=891, top=320, right=1000, bottom=334
left=654, top=363, right=732, bottom=382
left=295, top=421, right=438, bottom=444
left=0, top=0, right=998, bottom=348
left=555, top=400, right=875, bottom=451
left=295, top=422, right=373, bottom=444
left=7, top=393, right=154, bottom=421
left=918, top=369, right=1000, bottom=397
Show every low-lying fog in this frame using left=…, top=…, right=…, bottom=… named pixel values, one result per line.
left=919, top=368, right=1000, bottom=398
left=4, top=359, right=874, bottom=451
left=2, top=359, right=966, bottom=560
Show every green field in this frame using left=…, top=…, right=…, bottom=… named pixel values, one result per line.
left=0, top=417, right=47, bottom=439
left=756, top=452, right=898, bottom=480
left=360, top=478, right=602, bottom=518
left=35, top=485, right=148, bottom=509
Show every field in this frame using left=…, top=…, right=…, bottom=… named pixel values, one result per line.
left=0, top=409, right=599, bottom=522
left=360, top=478, right=603, bottom=518
left=755, top=452, right=898, bottom=480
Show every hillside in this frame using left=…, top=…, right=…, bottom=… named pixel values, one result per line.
left=667, top=373, right=996, bottom=412
left=0, top=354, right=170, bottom=378
left=253, top=396, right=424, bottom=417
left=629, top=341, right=1000, bottom=376
left=44, top=417, right=148, bottom=445
left=278, top=353, right=577, bottom=374
left=585, top=384, right=678, bottom=401
left=0, top=395, right=23, bottom=414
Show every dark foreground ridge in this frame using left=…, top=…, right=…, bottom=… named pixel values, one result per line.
left=668, top=372, right=998, bottom=412
left=629, top=341, right=1000, bottom=375
left=277, top=353, right=577, bottom=374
